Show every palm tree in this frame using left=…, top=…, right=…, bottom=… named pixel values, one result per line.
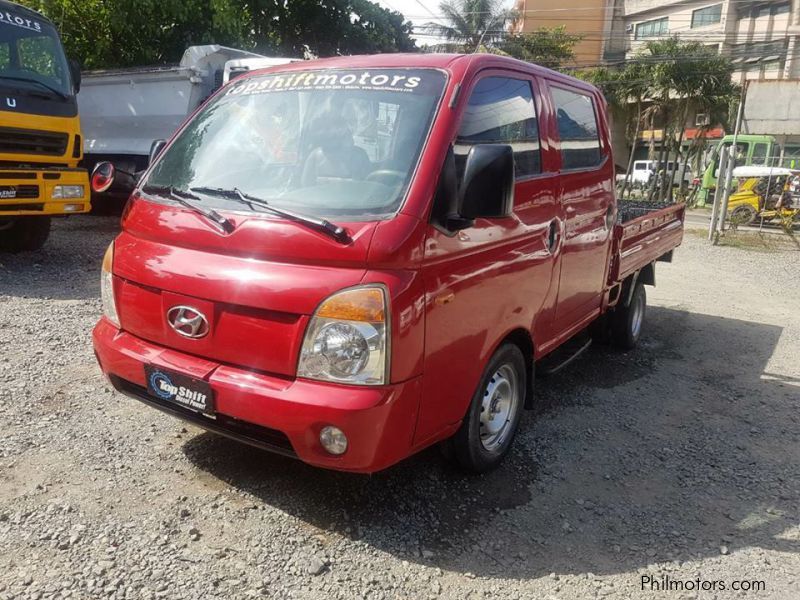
left=424, top=0, right=515, bottom=52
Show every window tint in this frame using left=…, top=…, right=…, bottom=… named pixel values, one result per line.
left=0, top=42, right=8, bottom=70
left=635, top=17, right=668, bottom=39
left=455, top=76, right=540, bottom=179
left=551, top=87, right=602, bottom=170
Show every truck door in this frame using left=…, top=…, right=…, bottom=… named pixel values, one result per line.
left=416, top=72, right=560, bottom=445
left=547, top=84, right=614, bottom=328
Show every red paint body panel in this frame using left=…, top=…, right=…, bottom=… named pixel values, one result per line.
left=93, top=53, right=684, bottom=473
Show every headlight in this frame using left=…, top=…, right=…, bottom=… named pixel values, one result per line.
left=298, top=286, right=389, bottom=385
left=52, top=185, right=85, bottom=199
left=101, top=242, right=120, bottom=327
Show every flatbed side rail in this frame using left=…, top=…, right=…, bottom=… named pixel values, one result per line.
left=609, top=203, right=685, bottom=285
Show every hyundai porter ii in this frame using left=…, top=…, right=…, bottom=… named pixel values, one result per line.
left=92, top=54, right=684, bottom=473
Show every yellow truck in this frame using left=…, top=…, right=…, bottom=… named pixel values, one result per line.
left=0, top=0, right=89, bottom=251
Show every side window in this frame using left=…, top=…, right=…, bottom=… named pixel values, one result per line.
left=455, top=76, right=541, bottom=179
left=751, top=143, right=769, bottom=165
left=551, top=87, right=602, bottom=170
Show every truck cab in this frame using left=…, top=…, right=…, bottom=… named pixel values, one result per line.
left=0, top=0, right=89, bottom=251
left=92, top=53, right=684, bottom=474
left=697, top=134, right=778, bottom=206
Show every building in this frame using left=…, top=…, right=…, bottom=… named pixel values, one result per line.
left=601, top=0, right=800, bottom=167
left=604, top=0, right=800, bottom=81
left=512, top=0, right=615, bottom=67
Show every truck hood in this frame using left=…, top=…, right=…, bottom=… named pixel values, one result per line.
left=112, top=196, right=377, bottom=376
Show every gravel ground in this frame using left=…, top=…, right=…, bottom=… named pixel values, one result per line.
left=1, top=216, right=798, bottom=600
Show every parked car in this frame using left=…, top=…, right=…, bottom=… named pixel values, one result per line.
left=616, top=160, right=692, bottom=187
left=91, top=53, right=685, bottom=474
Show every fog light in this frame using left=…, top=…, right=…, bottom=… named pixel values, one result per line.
left=52, top=185, right=85, bottom=199
left=63, top=203, right=85, bottom=212
left=319, top=426, right=348, bottom=455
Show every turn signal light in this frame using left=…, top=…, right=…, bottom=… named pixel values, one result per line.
left=316, top=288, right=385, bottom=322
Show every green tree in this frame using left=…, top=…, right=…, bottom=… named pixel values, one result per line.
left=17, top=0, right=416, bottom=69
left=424, top=0, right=515, bottom=52
left=500, top=26, right=581, bottom=69
left=581, top=39, right=737, bottom=202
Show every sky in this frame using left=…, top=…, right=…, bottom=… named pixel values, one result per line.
left=375, top=0, right=517, bottom=46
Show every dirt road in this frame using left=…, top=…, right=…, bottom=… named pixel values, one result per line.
left=1, top=216, right=798, bottom=599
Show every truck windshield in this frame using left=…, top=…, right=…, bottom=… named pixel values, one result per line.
left=143, top=69, right=446, bottom=219
left=0, top=11, right=72, bottom=98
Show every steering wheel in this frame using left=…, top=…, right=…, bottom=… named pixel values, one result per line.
left=365, top=169, right=405, bottom=187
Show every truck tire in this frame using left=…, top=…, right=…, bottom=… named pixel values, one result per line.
left=448, top=343, right=526, bottom=473
left=612, top=281, right=646, bottom=350
left=0, top=217, right=51, bottom=253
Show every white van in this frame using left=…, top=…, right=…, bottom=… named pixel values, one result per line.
left=618, top=160, right=693, bottom=186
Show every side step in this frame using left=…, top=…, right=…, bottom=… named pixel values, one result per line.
left=538, top=335, right=592, bottom=376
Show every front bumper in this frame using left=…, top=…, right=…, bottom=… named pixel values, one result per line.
left=0, top=168, right=90, bottom=216
left=92, top=318, right=422, bottom=473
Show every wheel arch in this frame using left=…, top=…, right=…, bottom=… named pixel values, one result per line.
left=496, top=328, right=535, bottom=410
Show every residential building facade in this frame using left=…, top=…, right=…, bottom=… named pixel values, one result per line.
left=512, top=0, right=615, bottom=66
left=604, top=0, right=800, bottom=81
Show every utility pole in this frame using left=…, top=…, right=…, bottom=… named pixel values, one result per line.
left=713, top=80, right=749, bottom=237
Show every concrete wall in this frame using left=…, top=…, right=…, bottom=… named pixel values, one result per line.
left=742, top=79, right=800, bottom=135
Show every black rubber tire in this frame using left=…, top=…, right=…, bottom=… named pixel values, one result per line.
left=448, top=344, right=527, bottom=473
left=612, top=281, right=646, bottom=350
left=730, top=205, right=757, bottom=226
left=0, top=217, right=51, bottom=252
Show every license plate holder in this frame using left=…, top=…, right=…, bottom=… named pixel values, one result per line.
left=144, top=365, right=215, bottom=415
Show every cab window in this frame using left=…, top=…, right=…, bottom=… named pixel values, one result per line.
left=455, top=76, right=541, bottom=179
left=552, top=87, right=602, bottom=170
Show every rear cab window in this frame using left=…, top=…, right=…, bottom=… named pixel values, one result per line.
left=550, top=86, right=603, bottom=170
left=454, top=76, right=541, bottom=179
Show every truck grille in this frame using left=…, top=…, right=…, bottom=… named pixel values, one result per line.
left=0, top=127, right=69, bottom=157
left=0, top=185, right=39, bottom=199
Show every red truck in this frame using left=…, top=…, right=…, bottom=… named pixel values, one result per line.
left=92, top=53, right=684, bottom=474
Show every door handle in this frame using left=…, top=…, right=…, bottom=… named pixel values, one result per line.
left=547, top=219, right=559, bottom=253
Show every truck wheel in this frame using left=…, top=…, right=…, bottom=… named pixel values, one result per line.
left=612, top=281, right=646, bottom=350
left=730, top=205, right=756, bottom=226
left=0, top=217, right=51, bottom=252
left=448, top=344, right=526, bottom=473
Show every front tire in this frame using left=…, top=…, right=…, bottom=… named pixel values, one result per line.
left=0, top=217, right=51, bottom=252
left=612, top=281, right=646, bottom=350
left=449, top=344, right=526, bottom=473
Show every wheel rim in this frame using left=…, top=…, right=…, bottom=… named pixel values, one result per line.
left=631, top=291, right=644, bottom=339
left=479, top=364, right=519, bottom=452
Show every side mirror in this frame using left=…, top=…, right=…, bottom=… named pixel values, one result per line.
left=149, top=139, right=167, bottom=165
left=69, top=59, right=81, bottom=94
left=457, top=144, right=514, bottom=222
left=91, top=161, right=116, bottom=193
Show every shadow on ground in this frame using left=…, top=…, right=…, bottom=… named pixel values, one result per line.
left=184, top=306, right=800, bottom=579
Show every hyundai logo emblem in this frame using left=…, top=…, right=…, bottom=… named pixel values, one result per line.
left=167, top=306, right=209, bottom=339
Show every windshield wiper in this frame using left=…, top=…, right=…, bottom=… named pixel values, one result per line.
left=0, top=76, right=69, bottom=101
left=190, top=186, right=351, bottom=244
left=141, top=185, right=234, bottom=234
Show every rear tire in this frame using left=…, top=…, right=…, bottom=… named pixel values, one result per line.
left=612, top=281, right=646, bottom=350
left=0, top=217, right=51, bottom=252
left=449, top=344, right=526, bottom=473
